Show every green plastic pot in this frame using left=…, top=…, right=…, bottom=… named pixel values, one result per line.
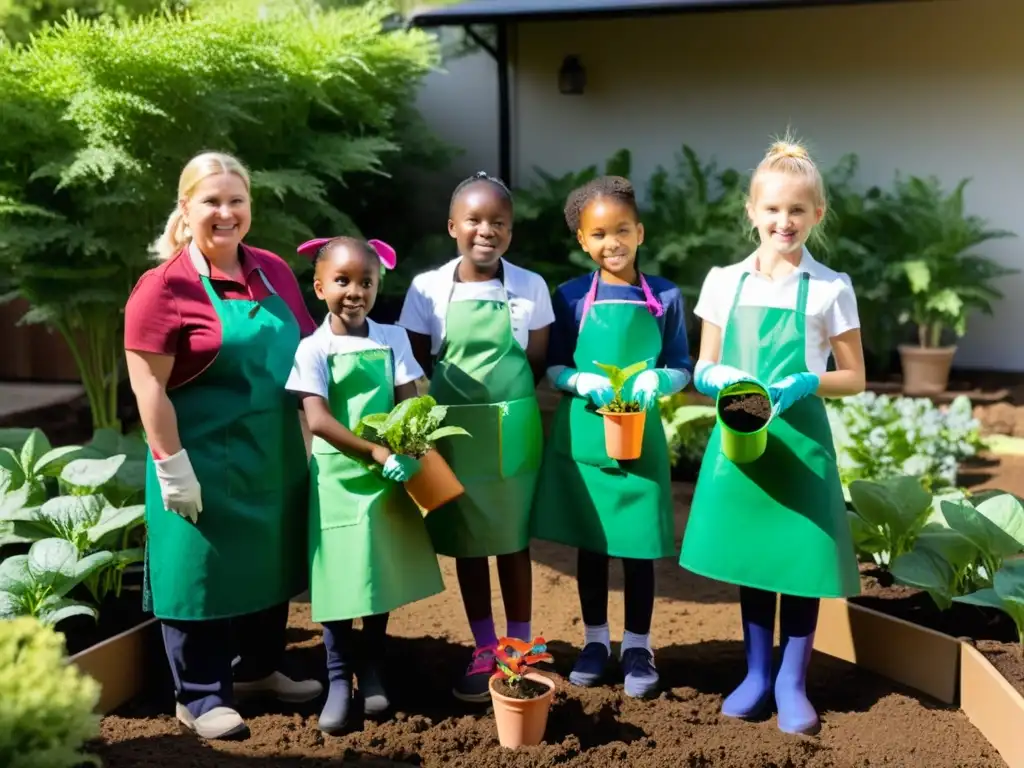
left=716, top=380, right=773, bottom=464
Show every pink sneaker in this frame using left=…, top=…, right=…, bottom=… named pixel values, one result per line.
left=452, top=646, right=496, bottom=703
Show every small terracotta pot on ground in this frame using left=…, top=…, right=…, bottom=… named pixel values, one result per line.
left=488, top=672, right=556, bottom=748
left=404, top=449, right=464, bottom=514
left=599, top=409, right=646, bottom=460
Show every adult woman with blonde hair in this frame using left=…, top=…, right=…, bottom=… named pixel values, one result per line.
left=124, top=151, right=322, bottom=740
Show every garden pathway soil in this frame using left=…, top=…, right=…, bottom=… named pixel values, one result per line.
left=94, top=484, right=1004, bottom=768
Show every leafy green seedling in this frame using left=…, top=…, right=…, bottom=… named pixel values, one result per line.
left=593, top=360, right=649, bottom=413
left=355, top=395, right=471, bottom=461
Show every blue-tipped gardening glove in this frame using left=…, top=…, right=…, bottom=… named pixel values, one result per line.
left=692, top=360, right=758, bottom=400
left=627, top=368, right=692, bottom=410
left=382, top=454, right=421, bottom=482
left=550, top=366, right=615, bottom=409
left=768, top=372, right=820, bottom=416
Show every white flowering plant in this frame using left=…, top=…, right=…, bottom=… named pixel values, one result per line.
left=828, top=392, right=983, bottom=492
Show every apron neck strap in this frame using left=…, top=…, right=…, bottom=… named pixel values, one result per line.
left=582, top=271, right=663, bottom=318
left=796, top=271, right=810, bottom=314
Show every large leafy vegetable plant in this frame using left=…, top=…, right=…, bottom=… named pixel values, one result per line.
left=954, top=560, right=1024, bottom=655
left=355, top=395, right=470, bottom=459
left=0, top=617, right=101, bottom=768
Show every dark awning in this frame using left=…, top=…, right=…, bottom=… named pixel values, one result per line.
left=409, top=0, right=942, bottom=27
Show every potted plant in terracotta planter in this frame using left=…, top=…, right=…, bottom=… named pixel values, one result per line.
left=886, top=175, right=1016, bottom=395
left=593, top=360, right=649, bottom=460
left=489, top=637, right=555, bottom=748
left=355, top=395, right=471, bottom=514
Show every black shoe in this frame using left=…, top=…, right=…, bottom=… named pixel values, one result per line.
left=359, top=665, right=390, bottom=718
left=317, top=679, right=352, bottom=735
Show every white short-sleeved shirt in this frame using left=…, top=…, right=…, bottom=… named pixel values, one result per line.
left=286, top=316, right=424, bottom=400
left=397, top=257, right=555, bottom=355
left=693, top=248, right=860, bottom=377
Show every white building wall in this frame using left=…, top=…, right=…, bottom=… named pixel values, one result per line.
left=414, top=0, right=1024, bottom=369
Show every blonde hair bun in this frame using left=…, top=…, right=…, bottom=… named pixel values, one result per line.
left=766, top=140, right=810, bottom=161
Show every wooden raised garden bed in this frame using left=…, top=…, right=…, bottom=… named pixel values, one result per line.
left=814, top=596, right=1024, bottom=767
left=70, top=616, right=160, bottom=714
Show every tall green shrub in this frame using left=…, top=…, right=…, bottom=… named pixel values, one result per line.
left=0, top=0, right=440, bottom=430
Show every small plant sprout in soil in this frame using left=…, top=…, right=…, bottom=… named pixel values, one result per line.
left=594, top=361, right=649, bottom=413
left=718, top=391, right=772, bottom=433
left=492, top=637, right=554, bottom=699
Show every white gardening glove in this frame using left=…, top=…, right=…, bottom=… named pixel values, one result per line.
left=153, top=449, right=203, bottom=524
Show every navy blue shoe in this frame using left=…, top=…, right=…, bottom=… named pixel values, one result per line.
left=621, top=648, right=659, bottom=698
left=568, top=642, right=611, bottom=687
left=317, top=679, right=352, bottom=735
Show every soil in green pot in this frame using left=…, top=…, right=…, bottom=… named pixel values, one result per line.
left=492, top=676, right=550, bottom=700
left=719, top=392, right=771, bottom=433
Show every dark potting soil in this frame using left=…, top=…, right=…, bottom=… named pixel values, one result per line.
left=492, top=676, right=551, bottom=701
left=601, top=400, right=643, bottom=414
left=94, top=501, right=1003, bottom=768
left=853, top=563, right=1024, bottom=697
left=718, top=393, right=771, bottom=434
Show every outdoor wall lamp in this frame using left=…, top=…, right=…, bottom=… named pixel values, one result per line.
left=558, top=55, right=586, bottom=95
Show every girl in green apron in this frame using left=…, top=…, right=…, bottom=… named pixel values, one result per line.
left=398, top=173, right=554, bottom=702
left=531, top=176, right=693, bottom=699
left=288, top=236, right=444, bottom=733
left=680, top=139, right=866, bottom=735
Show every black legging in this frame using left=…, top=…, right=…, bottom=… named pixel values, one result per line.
left=577, top=549, right=655, bottom=634
left=323, top=613, right=389, bottom=681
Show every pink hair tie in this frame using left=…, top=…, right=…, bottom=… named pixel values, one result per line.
left=295, top=237, right=397, bottom=270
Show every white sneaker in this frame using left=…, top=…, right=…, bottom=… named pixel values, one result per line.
left=175, top=703, right=247, bottom=740
left=234, top=671, right=323, bottom=703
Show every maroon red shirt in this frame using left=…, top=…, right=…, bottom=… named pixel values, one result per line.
left=124, top=243, right=317, bottom=390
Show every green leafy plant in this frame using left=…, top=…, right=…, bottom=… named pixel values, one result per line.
left=0, top=617, right=101, bottom=768
left=659, top=393, right=716, bottom=468
left=846, top=475, right=933, bottom=567
left=593, top=360, right=648, bottom=413
left=355, top=395, right=470, bottom=460
left=883, top=175, right=1016, bottom=348
left=0, top=0, right=442, bottom=430
left=0, top=538, right=112, bottom=625
left=0, top=428, right=83, bottom=508
left=954, top=559, right=1024, bottom=657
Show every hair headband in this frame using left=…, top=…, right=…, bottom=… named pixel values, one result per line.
left=296, top=237, right=397, bottom=270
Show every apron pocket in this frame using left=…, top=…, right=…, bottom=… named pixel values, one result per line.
left=225, top=408, right=290, bottom=496
left=312, top=454, right=382, bottom=530
left=499, top=398, right=543, bottom=478
left=438, top=404, right=502, bottom=480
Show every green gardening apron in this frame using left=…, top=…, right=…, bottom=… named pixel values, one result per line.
left=679, top=272, right=860, bottom=597
left=308, top=344, right=444, bottom=622
left=426, top=267, right=543, bottom=557
left=531, top=272, right=675, bottom=559
left=144, top=270, right=309, bottom=620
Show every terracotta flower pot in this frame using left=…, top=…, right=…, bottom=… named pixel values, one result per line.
left=598, top=409, right=646, bottom=460
left=898, top=344, right=957, bottom=396
left=489, top=672, right=555, bottom=748
left=403, top=449, right=464, bottom=515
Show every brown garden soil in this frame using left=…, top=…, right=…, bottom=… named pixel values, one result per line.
left=92, top=484, right=1004, bottom=768
left=718, top=392, right=771, bottom=433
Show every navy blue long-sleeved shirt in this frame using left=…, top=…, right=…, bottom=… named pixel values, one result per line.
left=546, top=272, right=693, bottom=372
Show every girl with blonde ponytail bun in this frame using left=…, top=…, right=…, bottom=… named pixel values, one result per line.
left=680, top=132, right=866, bottom=736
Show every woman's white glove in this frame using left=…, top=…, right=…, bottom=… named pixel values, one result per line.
left=153, top=449, right=203, bottom=523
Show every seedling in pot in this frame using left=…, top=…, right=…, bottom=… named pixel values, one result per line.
left=492, top=637, right=554, bottom=700
left=355, top=395, right=471, bottom=462
left=593, top=361, right=649, bottom=413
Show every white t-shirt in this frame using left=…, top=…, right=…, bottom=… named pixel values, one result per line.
left=693, top=248, right=860, bottom=377
left=286, top=316, right=424, bottom=399
left=397, top=257, right=555, bottom=355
